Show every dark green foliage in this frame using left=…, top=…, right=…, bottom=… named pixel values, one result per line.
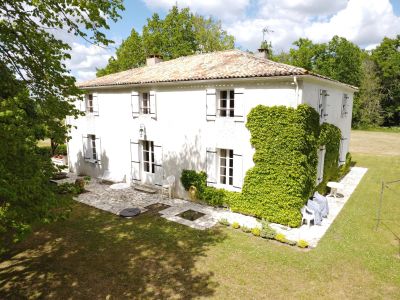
left=371, top=35, right=400, bottom=126
left=97, top=5, right=234, bottom=76
left=317, top=123, right=342, bottom=193
left=181, top=170, right=207, bottom=191
left=38, top=144, right=67, bottom=157
left=202, top=187, right=226, bottom=206
left=56, top=183, right=85, bottom=195
left=338, top=152, right=352, bottom=179
left=230, top=104, right=320, bottom=227
left=0, top=0, right=123, bottom=252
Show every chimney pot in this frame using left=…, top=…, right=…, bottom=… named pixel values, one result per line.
left=146, top=55, right=163, bottom=66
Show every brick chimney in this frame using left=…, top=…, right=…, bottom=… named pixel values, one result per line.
left=146, top=55, right=163, bottom=66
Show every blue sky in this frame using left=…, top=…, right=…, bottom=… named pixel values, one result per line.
left=68, top=0, right=400, bottom=82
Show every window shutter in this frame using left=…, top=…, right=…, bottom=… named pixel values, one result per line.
left=234, top=88, right=245, bottom=122
left=154, top=144, right=163, bottom=186
left=341, top=94, right=348, bottom=117
left=318, top=90, right=328, bottom=122
left=206, top=148, right=217, bottom=186
left=130, top=140, right=141, bottom=181
left=95, top=137, right=102, bottom=164
left=82, top=135, right=91, bottom=161
left=233, top=153, right=243, bottom=189
left=339, top=137, right=347, bottom=164
left=316, top=146, right=326, bottom=184
left=92, top=93, right=99, bottom=116
left=206, top=89, right=217, bottom=121
left=131, top=91, right=140, bottom=118
left=149, top=91, right=157, bottom=119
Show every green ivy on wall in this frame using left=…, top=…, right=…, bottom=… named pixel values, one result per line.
left=180, top=104, right=345, bottom=228
left=229, top=104, right=321, bottom=227
left=317, top=123, right=342, bottom=193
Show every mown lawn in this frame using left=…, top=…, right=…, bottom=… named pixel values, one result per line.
left=1, top=156, right=399, bottom=299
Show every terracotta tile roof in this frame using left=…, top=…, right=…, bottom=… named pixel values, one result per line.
left=77, top=49, right=356, bottom=90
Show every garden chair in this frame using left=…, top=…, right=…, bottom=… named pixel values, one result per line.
left=161, top=175, right=175, bottom=199
left=301, top=206, right=315, bottom=227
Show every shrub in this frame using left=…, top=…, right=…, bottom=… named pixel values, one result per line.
left=297, top=239, right=309, bottom=248
left=260, top=220, right=277, bottom=239
left=56, top=182, right=84, bottom=195
left=338, top=152, right=352, bottom=179
left=56, top=144, right=67, bottom=155
left=218, top=218, right=230, bottom=226
left=286, top=239, right=297, bottom=246
left=232, top=104, right=320, bottom=227
left=232, top=222, right=240, bottom=229
left=241, top=226, right=251, bottom=233
left=275, top=233, right=287, bottom=243
left=251, top=227, right=261, bottom=237
left=180, top=170, right=207, bottom=194
left=202, top=186, right=226, bottom=206
left=84, top=176, right=91, bottom=183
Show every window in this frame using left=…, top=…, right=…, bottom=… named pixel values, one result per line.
left=86, top=94, right=94, bottom=113
left=218, top=90, right=234, bottom=117
left=341, top=94, right=349, bottom=117
left=219, top=149, right=233, bottom=185
left=142, top=140, right=155, bottom=173
left=88, top=134, right=97, bottom=160
left=319, top=90, right=328, bottom=121
left=141, top=92, right=150, bottom=114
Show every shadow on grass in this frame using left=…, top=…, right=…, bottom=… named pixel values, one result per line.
left=0, top=203, right=226, bottom=299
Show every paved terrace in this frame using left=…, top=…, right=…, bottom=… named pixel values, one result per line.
left=63, top=167, right=367, bottom=248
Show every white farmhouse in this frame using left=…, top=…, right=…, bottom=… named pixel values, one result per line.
left=67, top=49, right=357, bottom=198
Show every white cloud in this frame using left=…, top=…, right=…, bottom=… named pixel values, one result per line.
left=65, top=42, right=115, bottom=82
left=142, top=0, right=250, bottom=20
left=228, top=0, right=400, bottom=52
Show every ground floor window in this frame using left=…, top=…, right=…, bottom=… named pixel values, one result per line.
left=88, top=134, right=97, bottom=160
left=219, top=148, right=233, bottom=185
left=142, top=140, right=155, bottom=173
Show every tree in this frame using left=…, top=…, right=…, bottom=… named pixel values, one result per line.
left=288, top=38, right=318, bottom=70
left=372, top=36, right=400, bottom=126
left=353, top=55, right=383, bottom=128
left=98, top=6, right=235, bottom=76
left=0, top=0, right=123, bottom=251
left=97, top=28, right=145, bottom=77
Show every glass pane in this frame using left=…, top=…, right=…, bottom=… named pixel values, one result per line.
left=220, top=175, right=226, bottom=184
left=230, top=90, right=234, bottom=99
left=220, top=90, right=227, bottom=99
left=144, top=162, right=149, bottom=172
left=220, top=157, right=226, bottom=167
left=229, top=177, right=233, bottom=185
left=220, top=149, right=226, bottom=158
left=229, top=168, right=233, bottom=176
left=144, top=151, right=149, bottom=162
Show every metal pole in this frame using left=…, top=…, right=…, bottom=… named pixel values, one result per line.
left=375, top=181, right=384, bottom=231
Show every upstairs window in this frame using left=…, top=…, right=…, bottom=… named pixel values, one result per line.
left=341, top=94, right=349, bottom=117
left=142, top=140, right=155, bottom=173
left=219, top=149, right=233, bottom=185
left=86, top=94, right=94, bottom=113
left=218, top=90, right=234, bottom=117
left=319, top=90, right=328, bottom=122
left=141, top=92, right=150, bottom=114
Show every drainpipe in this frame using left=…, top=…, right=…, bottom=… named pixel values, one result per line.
left=293, top=76, right=300, bottom=106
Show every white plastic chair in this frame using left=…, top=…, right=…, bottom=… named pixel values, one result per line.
left=301, top=206, right=315, bottom=227
left=161, top=175, right=175, bottom=199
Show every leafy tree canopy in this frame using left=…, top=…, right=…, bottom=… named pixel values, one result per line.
left=0, top=0, right=123, bottom=251
left=97, top=6, right=235, bottom=76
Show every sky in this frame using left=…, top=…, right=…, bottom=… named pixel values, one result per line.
left=67, top=0, right=400, bottom=82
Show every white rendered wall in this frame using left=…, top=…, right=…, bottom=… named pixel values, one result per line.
left=67, top=78, right=354, bottom=198
left=301, top=79, right=354, bottom=163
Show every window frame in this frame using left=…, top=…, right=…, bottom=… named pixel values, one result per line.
left=341, top=93, right=349, bottom=117
left=140, top=92, right=150, bottom=115
left=319, top=89, right=328, bottom=121
left=219, top=148, right=234, bottom=186
left=88, top=134, right=97, bottom=161
left=86, top=94, right=94, bottom=113
left=142, top=140, right=155, bottom=174
left=218, top=90, right=235, bottom=117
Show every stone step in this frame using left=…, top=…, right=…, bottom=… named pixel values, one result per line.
left=134, top=184, right=158, bottom=194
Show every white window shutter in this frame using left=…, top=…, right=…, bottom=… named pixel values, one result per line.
left=233, top=153, right=243, bottom=189
left=131, top=91, right=140, bottom=118
left=234, top=88, right=245, bottom=122
left=206, top=148, right=217, bottom=186
left=130, top=140, right=141, bottom=181
left=316, top=146, right=326, bottom=184
left=82, top=136, right=90, bottom=161
left=154, top=144, right=163, bottom=186
left=339, top=138, right=347, bottom=164
left=92, top=93, right=99, bottom=116
left=149, top=91, right=157, bottom=119
left=206, top=89, right=216, bottom=121
left=95, top=137, right=102, bottom=163
left=341, top=94, right=348, bottom=117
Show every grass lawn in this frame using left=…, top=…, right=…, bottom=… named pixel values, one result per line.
left=1, top=138, right=400, bottom=298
